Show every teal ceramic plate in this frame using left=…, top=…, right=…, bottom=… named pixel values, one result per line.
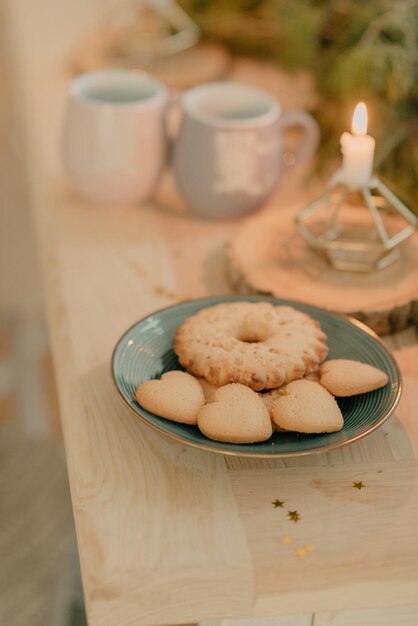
left=111, top=296, right=401, bottom=458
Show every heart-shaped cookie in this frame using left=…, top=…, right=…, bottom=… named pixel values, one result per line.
left=197, top=383, right=273, bottom=443
left=272, top=379, right=343, bottom=433
left=136, top=370, right=205, bottom=425
left=319, top=359, right=389, bottom=397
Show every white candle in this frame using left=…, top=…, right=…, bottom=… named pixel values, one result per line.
left=340, top=102, right=375, bottom=187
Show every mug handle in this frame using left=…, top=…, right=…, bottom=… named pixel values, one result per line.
left=277, top=110, right=320, bottom=167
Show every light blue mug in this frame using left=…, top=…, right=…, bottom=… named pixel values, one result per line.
left=173, top=81, right=320, bottom=219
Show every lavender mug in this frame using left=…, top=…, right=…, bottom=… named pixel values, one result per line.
left=172, top=81, right=320, bottom=219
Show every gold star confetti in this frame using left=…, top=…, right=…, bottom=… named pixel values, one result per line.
left=353, top=481, right=366, bottom=490
left=153, top=286, right=180, bottom=299
left=272, top=499, right=285, bottom=508
left=295, top=545, right=315, bottom=559
left=128, top=260, right=146, bottom=277
left=287, top=510, right=301, bottom=522
left=281, top=536, right=293, bottom=545
left=153, top=287, right=190, bottom=302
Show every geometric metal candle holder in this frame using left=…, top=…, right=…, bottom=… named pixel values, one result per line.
left=296, top=169, right=418, bottom=272
left=110, top=0, right=200, bottom=64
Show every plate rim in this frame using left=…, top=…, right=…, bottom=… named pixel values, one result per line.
left=111, top=295, right=403, bottom=458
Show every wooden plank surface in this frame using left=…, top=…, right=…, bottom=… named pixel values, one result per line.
left=9, top=195, right=255, bottom=625
left=227, top=206, right=418, bottom=335
left=203, top=606, right=418, bottom=626
left=5, top=1, right=418, bottom=625
left=230, top=460, right=418, bottom=614
left=202, top=608, right=418, bottom=626
left=201, top=617, right=312, bottom=626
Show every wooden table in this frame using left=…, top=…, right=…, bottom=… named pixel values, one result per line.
left=6, top=2, right=418, bottom=625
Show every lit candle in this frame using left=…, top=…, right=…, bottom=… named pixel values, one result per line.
left=340, top=102, right=375, bottom=187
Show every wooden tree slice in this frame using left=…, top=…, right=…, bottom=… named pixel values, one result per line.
left=227, top=206, right=418, bottom=335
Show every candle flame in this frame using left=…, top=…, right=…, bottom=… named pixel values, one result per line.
left=352, top=102, right=368, bottom=135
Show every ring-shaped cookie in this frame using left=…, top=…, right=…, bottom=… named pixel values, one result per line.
left=174, top=302, right=328, bottom=391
